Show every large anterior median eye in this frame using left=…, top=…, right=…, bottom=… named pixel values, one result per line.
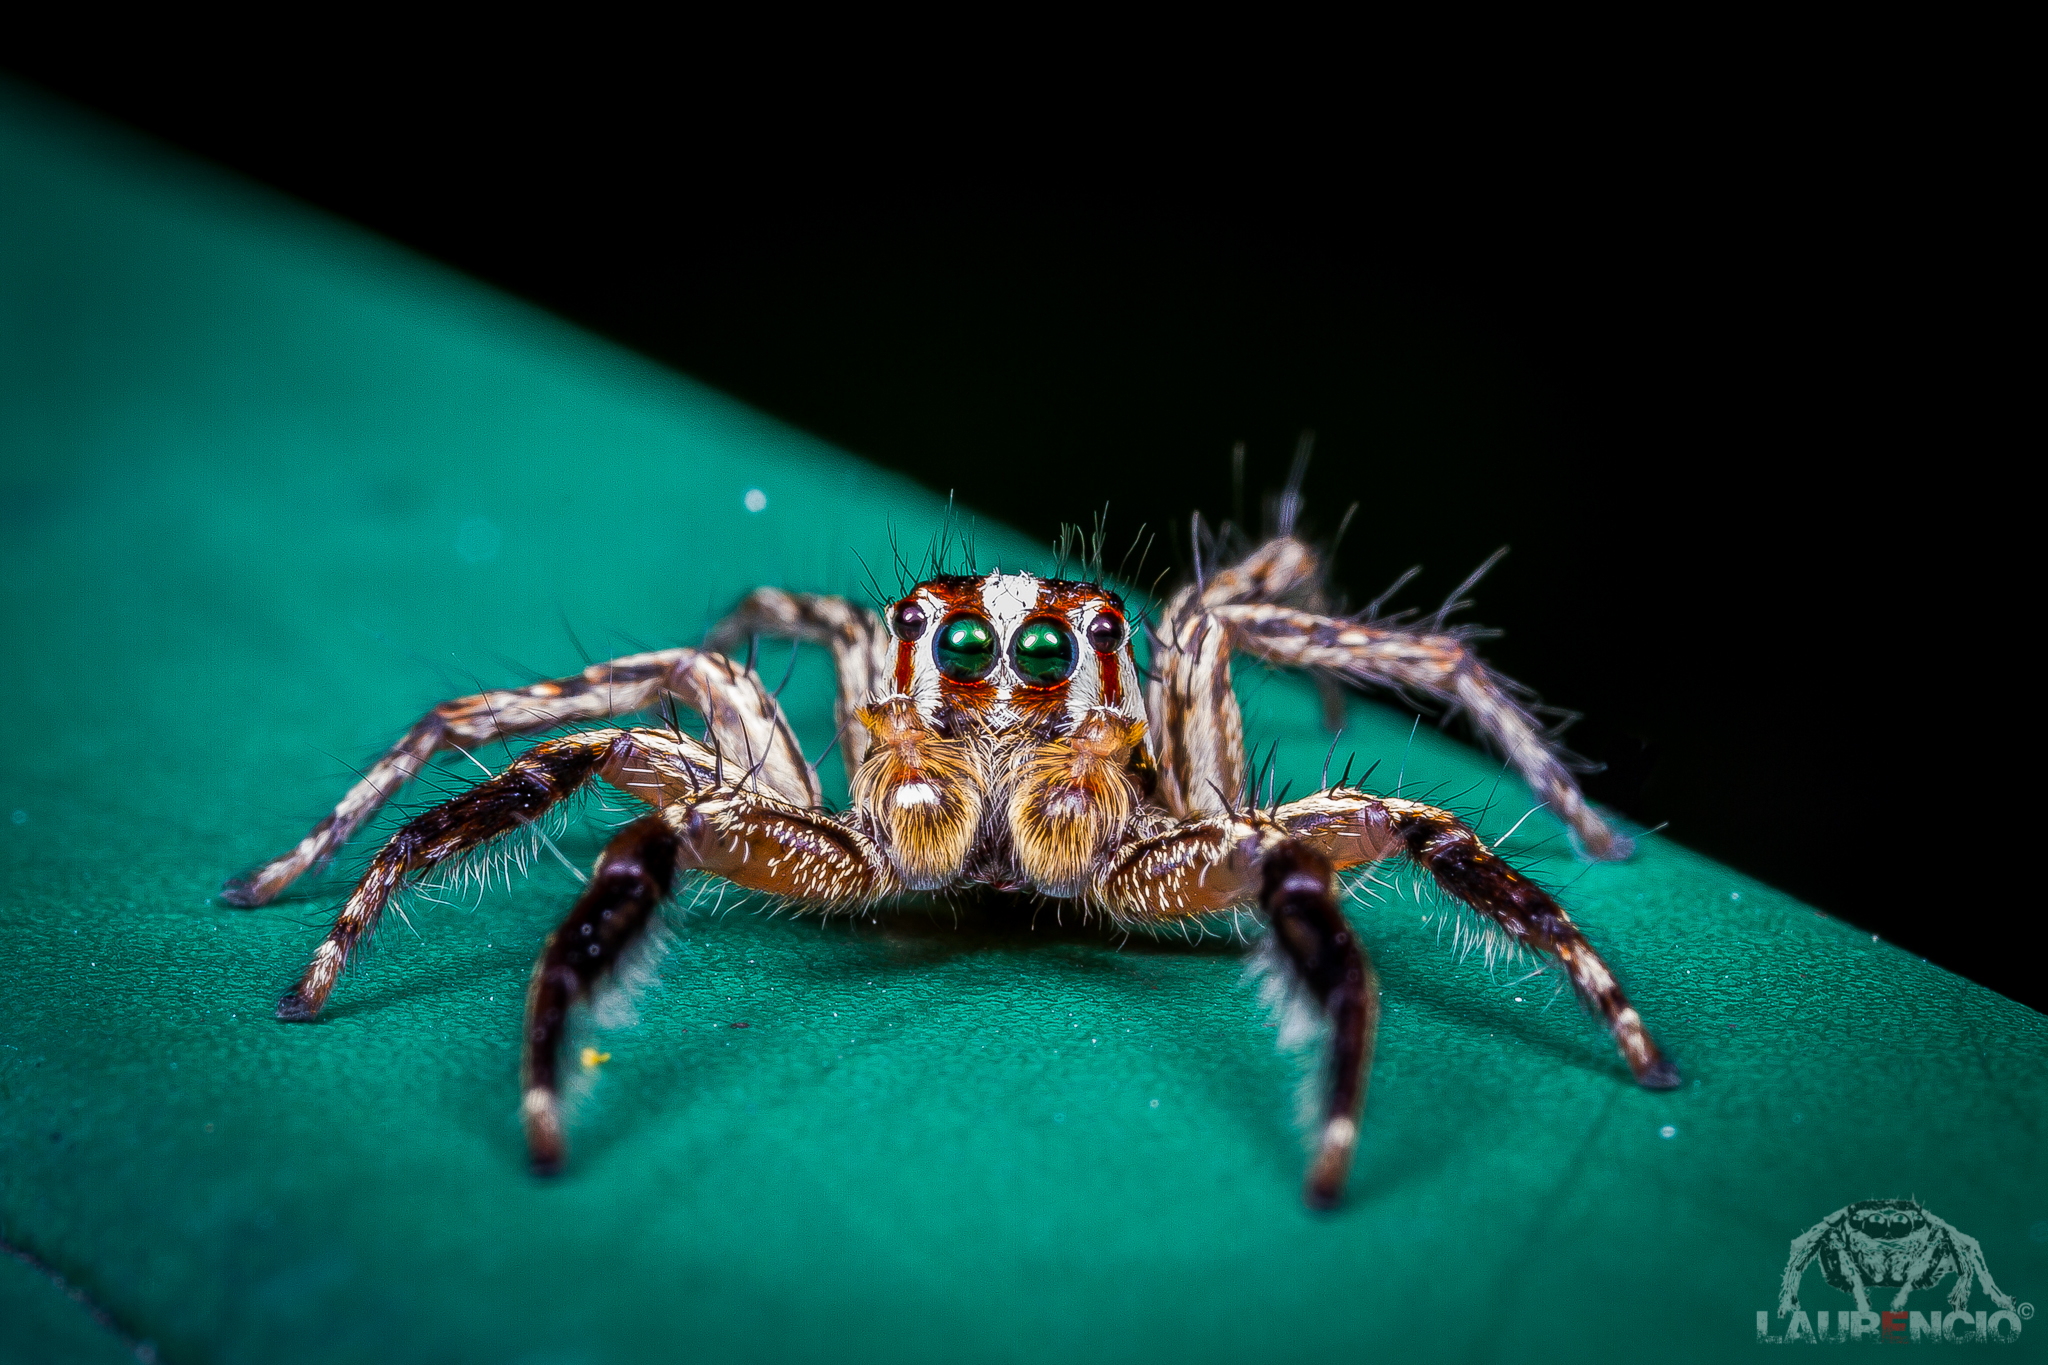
left=1010, top=617, right=1077, bottom=686
left=934, top=612, right=997, bottom=682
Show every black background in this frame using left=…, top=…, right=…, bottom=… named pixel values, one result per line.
left=7, top=50, right=2032, bottom=1009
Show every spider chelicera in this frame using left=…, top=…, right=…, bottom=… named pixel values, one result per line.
left=226, top=494, right=1678, bottom=1207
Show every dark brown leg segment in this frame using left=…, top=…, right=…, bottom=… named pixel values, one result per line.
left=1259, top=839, right=1380, bottom=1210
left=274, top=734, right=617, bottom=1021
left=521, top=816, right=680, bottom=1174
left=1385, top=798, right=1681, bottom=1089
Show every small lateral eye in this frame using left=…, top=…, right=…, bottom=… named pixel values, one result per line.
left=890, top=597, right=929, bottom=642
left=1086, top=610, right=1126, bottom=654
left=1011, top=617, right=1077, bottom=686
left=934, top=612, right=997, bottom=682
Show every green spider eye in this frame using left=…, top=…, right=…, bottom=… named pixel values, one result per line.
left=934, top=612, right=997, bottom=682
left=1010, top=617, right=1076, bottom=686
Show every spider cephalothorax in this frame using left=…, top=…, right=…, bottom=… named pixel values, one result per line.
left=226, top=497, right=1679, bottom=1207
left=856, top=570, right=1148, bottom=897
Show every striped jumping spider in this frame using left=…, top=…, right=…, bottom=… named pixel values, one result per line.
left=226, top=484, right=1677, bottom=1207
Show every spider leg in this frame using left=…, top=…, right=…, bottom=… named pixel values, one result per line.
left=277, top=716, right=887, bottom=1018
left=1260, top=838, right=1379, bottom=1209
left=522, top=787, right=895, bottom=1172
left=1213, top=600, right=1629, bottom=860
left=706, top=588, right=892, bottom=772
left=1922, top=1212, right=2016, bottom=1312
left=1094, top=810, right=1375, bottom=1207
left=522, top=814, right=678, bottom=1173
left=1273, top=786, right=1678, bottom=1087
left=275, top=731, right=639, bottom=1019
left=1146, top=531, right=1627, bottom=859
left=1091, top=786, right=1675, bottom=1204
left=1143, top=534, right=1385, bottom=821
left=225, top=646, right=816, bottom=907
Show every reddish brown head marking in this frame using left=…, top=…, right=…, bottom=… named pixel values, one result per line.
left=882, top=571, right=1138, bottom=734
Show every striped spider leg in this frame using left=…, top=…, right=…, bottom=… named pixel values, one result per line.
left=1135, top=538, right=1677, bottom=1204
left=1093, top=790, right=1678, bottom=1208
left=1154, top=532, right=1633, bottom=860
left=261, top=711, right=898, bottom=1171
left=222, top=647, right=814, bottom=908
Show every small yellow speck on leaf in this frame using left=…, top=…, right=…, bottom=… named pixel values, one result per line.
left=580, top=1048, right=611, bottom=1071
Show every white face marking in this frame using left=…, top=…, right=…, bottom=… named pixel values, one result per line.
left=904, top=588, right=949, bottom=721
left=979, top=572, right=1041, bottom=633
left=893, top=781, right=940, bottom=808
left=978, top=572, right=1042, bottom=720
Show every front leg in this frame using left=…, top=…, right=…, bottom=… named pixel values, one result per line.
left=523, top=815, right=679, bottom=1173
left=1258, top=839, right=1379, bottom=1208
left=1095, top=811, right=1376, bottom=1206
left=522, top=788, right=896, bottom=1172
left=1094, top=787, right=1677, bottom=1206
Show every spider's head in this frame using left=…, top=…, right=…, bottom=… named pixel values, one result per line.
left=883, top=570, right=1141, bottom=733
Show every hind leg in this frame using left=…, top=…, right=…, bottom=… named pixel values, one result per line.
left=1147, top=531, right=1627, bottom=858
left=1213, top=599, right=1627, bottom=859
left=707, top=588, right=892, bottom=772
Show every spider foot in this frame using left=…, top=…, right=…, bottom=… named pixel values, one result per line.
left=1304, top=1117, right=1358, bottom=1211
left=219, top=869, right=275, bottom=908
left=1638, top=1057, right=1683, bottom=1090
left=524, top=1089, right=566, bottom=1176
left=274, top=990, right=318, bottom=1022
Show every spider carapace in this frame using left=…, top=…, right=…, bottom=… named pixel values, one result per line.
left=227, top=516, right=1680, bottom=1208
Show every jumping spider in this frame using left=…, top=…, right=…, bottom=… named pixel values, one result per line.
left=226, top=498, right=1679, bottom=1207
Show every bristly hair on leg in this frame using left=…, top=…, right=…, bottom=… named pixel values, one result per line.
left=588, top=896, right=683, bottom=1030
left=1432, top=546, right=1510, bottom=633
left=1243, top=933, right=1341, bottom=1140
left=1363, top=564, right=1423, bottom=625
left=1270, top=429, right=1314, bottom=541
left=1247, top=933, right=1327, bottom=1054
